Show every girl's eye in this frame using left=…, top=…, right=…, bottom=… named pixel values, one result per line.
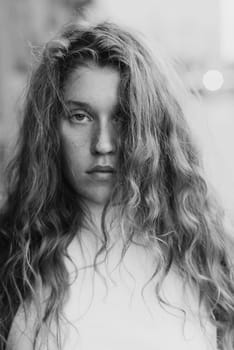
left=69, top=112, right=92, bottom=123
left=112, top=115, right=124, bottom=125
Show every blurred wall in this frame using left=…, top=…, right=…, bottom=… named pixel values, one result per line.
left=97, top=0, right=220, bottom=63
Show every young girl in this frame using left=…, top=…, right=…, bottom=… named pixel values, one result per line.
left=1, top=21, right=234, bottom=350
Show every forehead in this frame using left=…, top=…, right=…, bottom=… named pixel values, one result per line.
left=63, top=64, right=120, bottom=112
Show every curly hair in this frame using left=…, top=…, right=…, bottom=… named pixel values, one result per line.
left=0, top=21, right=234, bottom=350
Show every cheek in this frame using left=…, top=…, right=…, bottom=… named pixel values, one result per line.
left=60, top=126, right=91, bottom=178
left=62, top=139, right=86, bottom=172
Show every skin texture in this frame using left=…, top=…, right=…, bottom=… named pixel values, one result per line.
left=60, top=64, right=120, bottom=213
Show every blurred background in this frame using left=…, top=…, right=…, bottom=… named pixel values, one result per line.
left=0, top=0, right=234, bottom=224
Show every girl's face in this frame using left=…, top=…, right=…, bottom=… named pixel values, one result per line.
left=60, top=64, right=120, bottom=207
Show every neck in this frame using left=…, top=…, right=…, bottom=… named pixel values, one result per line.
left=81, top=200, right=120, bottom=242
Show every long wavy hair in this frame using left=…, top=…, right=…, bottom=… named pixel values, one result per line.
left=0, top=21, right=234, bottom=350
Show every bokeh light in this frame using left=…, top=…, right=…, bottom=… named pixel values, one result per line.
left=202, top=70, right=224, bottom=91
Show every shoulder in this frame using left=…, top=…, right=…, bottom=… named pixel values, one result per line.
left=159, top=268, right=217, bottom=349
left=6, top=305, right=36, bottom=350
left=6, top=288, right=52, bottom=350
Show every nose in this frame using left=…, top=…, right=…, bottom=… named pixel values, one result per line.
left=91, top=119, right=116, bottom=155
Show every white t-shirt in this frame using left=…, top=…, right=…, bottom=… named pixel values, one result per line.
left=7, top=234, right=217, bottom=350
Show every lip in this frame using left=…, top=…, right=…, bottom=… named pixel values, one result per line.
left=86, top=165, right=115, bottom=181
left=87, top=165, right=115, bottom=174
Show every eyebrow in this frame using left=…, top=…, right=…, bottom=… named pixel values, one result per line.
left=65, top=99, right=120, bottom=116
left=65, top=100, right=96, bottom=115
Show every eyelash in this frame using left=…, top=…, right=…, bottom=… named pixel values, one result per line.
left=113, top=115, right=125, bottom=126
left=67, top=111, right=124, bottom=125
left=69, top=112, right=93, bottom=123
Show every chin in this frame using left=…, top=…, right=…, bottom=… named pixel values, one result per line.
left=90, top=195, right=111, bottom=207
left=80, top=190, right=112, bottom=208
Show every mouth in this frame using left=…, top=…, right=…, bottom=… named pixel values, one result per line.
left=86, top=165, right=115, bottom=180
left=87, top=165, right=115, bottom=174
